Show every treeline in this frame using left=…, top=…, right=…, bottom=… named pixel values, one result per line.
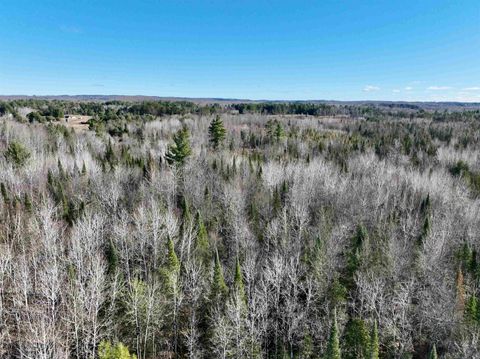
left=232, top=102, right=341, bottom=116
left=128, top=101, right=220, bottom=116
left=2, top=99, right=480, bottom=125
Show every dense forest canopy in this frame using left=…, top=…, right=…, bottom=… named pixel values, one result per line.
left=0, top=99, right=480, bottom=358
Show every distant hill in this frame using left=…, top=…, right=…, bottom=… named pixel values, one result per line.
left=0, top=95, right=252, bottom=104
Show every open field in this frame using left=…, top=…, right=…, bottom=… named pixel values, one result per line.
left=63, top=114, right=91, bottom=131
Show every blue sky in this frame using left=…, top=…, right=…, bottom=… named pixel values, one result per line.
left=0, top=0, right=479, bottom=101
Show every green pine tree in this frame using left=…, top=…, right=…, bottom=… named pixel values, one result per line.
left=233, top=257, right=247, bottom=305
left=145, top=152, right=155, bottom=180
left=195, top=211, right=210, bottom=265
left=159, top=236, right=181, bottom=295
left=266, top=120, right=285, bottom=142
left=325, top=309, right=341, bottom=359
left=1, top=183, right=9, bottom=204
left=105, top=140, right=116, bottom=168
left=418, top=215, right=431, bottom=245
left=57, top=159, right=65, bottom=179
left=23, top=193, right=32, bottom=212
left=420, top=193, right=431, bottom=214
left=369, top=321, right=379, bottom=359
left=428, top=344, right=438, bottom=359
left=344, top=224, right=368, bottom=291
left=465, top=295, right=478, bottom=324
left=329, top=276, right=348, bottom=308
left=470, top=249, right=478, bottom=277
left=272, top=186, right=282, bottom=215
left=257, top=164, right=263, bottom=179
left=232, top=156, right=237, bottom=176
left=343, top=318, right=370, bottom=359
left=165, top=127, right=192, bottom=166
left=167, top=236, right=181, bottom=275
left=210, top=251, right=228, bottom=305
left=301, top=332, right=314, bottom=359
left=161, top=236, right=181, bottom=356
left=4, top=141, right=31, bottom=167
left=459, top=242, right=472, bottom=272
left=274, top=122, right=285, bottom=141
left=106, top=239, right=118, bottom=275
left=208, top=116, right=226, bottom=149
left=179, top=195, right=192, bottom=237
left=280, top=179, right=288, bottom=204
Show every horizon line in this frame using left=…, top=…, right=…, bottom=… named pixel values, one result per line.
left=1, top=94, right=480, bottom=105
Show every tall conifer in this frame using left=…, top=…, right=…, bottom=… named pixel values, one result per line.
left=326, top=309, right=341, bottom=359
left=208, top=116, right=226, bottom=150
left=369, top=321, right=379, bottom=359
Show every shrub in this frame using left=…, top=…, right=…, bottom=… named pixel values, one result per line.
left=98, top=340, right=137, bottom=359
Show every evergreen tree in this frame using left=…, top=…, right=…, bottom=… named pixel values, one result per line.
left=205, top=250, right=229, bottom=356
left=210, top=251, right=228, bottom=305
left=274, top=122, right=285, bottom=141
left=161, top=236, right=181, bottom=356
left=344, top=224, right=368, bottom=291
left=23, top=193, right=32, bottom=212
left=459, top=242, right=473, bottom=271
left=420, top=193, right=431, bottom=214
left=160, top=236, right=181, bottom=296
left=167, top=236, right=181, bottom=276
left=4, top=141, right=31, bottom=167
left=418, top=215, right=431, bottom=245
left=257, top=164, right=263, bottom=179
left=369, top=321, right=379, bottom=359
left=166, top=127, right=192, bottom=166
left=232, top=156, right=237, bottom=176
left=142, top=152, right=155, bottom=181
left=57, top=159, right=65, bottom=179
left=465, top=295, right=478, bottom=324
left=106, top=239, right=118, bottom=275
left=329, top=276, right=348, bottom=308
left=266, top=119, right=285, bottom=142
left=343, top=318, right=370, bottom=359
left=301, top=332, right=314, bottom=359
left=179, top=195, right=192, bottom=237
left=63, top=198, right=78, bottom=226
left=428, top=344, right=438, bottom=359
left=233, top=257, right=246, bottom=306
left=1, top=183, right=9, bottom=204
left=307, top=236, right=328, bottom=301
left=280, top=179, right=288, bottom=205
left=272, top=186, right=282, bottom=215
left=470, top=249, right=478, bottom=277
left=105, top=140, right=116, bottom=168
left=325, top=309, right=341, bottom=359
left=195, top=211, right=210, bottom=266
left=208, top=115, right=226, bottom=149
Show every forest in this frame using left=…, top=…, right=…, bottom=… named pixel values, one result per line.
left=1, top=99, right=480, bottom=358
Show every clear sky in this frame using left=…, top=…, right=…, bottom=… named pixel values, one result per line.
left=0, top=0, right=479, bottom=101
